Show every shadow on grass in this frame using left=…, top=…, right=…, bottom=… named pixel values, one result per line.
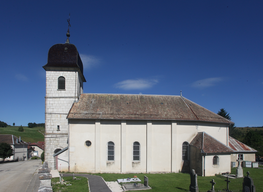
left=175, top=187, right=188, bottom=191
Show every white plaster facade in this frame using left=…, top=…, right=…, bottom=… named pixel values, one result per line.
left=68, top=120, right=231, bottom=175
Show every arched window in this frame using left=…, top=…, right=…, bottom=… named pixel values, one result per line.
left=182, top=142, right=189, bottom=160
left=108, top=141, right=114, bottom=161
left=58, top=76, right=65, bottom=90
left=133, top=142, right=140, bottom=161
left=213, top=156, right=219, bottom=165
left=54, top=148, right=61, bottom=154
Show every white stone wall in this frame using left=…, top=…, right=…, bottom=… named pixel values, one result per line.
left=45, top=134, right=68, bottom=170
left=45, top=70, right=83, bottom=170
left=69, top=120, right=96, bottom=172
left=151, top=122, right=171, bottom=172
left=68, top=120, right=230, bottom=175
left=203, top=155, right=231, bottom=176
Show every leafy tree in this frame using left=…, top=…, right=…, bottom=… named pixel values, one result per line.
left=243, top=130, right=261, bottom=148
left=0, top=143, right=13, bottom=161
left=0, top=121, right=8, bottom=127
left=28, top=122, right=44, bottom=128
left=18, top=126, right=24, bottom=132
left=41, top=151, right=45, bottom=162
left=13, top=123, right=15, bottom=126
left=217, top=108, right=235, bottom=136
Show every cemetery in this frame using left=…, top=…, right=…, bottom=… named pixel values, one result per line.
left=37, top=161, right=262, bottom=192
left=94, top=165, right=262, bottom=192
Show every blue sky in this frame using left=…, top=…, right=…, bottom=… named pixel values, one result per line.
left=0, top=1, right=263, bottom=127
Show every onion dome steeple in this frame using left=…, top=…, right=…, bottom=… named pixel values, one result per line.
left=42, top=14, right=86, bottom=82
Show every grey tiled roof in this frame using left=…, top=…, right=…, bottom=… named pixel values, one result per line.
left=190, top=132, right=234, bottom=154
left=0, top=134, right=13, bottom=144
left=68, top=94, right=234, bottom=124
left=0, top=134, right=27, bottom=145
left=229, top=136, right=257, bottom=153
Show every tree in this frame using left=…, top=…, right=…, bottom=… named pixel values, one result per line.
left=0, top=143, right=13, bottom=161
left=27, top=122, right=43, bottom=128
left=243, top=130, right=261, bottom=148
left=18, top=126, right=24, bottom=132
left=41, top=151, right=45, bottom=162
left=217, top=108, right=235, bottom=136
left=0, top=121, right=8, bottom=127
left=217, top=108, right=231, bottom=120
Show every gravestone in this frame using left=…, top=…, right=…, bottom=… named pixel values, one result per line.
left=144, top=176, right=149, bottom=187
left=189, top=169, right=199, bottom=192
left=236, top=159, right=244, bottom=178
left=207, top=179, right=216, bottom=192
left=243, top=172, right=256, bottom=192
left=60, top=173, right=64, bottom=184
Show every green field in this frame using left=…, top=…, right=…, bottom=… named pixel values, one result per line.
left=0, top=126, right=44, bottom=143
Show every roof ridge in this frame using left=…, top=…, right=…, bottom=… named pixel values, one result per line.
left=81, top=93, right=181, bottom=97
left=180, top=96, right=199, bottom=121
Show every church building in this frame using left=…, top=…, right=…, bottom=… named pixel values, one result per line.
left=43, top=32, right=245, bottom=176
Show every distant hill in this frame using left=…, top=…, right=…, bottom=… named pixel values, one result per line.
left=0, top=126, right=44, bottom=143
left=236, top=126, right=263, bottom=129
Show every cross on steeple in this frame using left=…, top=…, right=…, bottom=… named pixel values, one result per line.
left=66, top=14, right=71, bottom=44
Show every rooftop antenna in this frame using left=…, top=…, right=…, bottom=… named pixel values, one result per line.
left=66, top=13, right=71, bottom=44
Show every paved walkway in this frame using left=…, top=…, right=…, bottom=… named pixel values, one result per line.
left=64, top=173, right=112, bottom=192
left=0, top=160, right=42, bottom=192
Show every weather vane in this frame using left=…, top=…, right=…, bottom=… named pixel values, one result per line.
left=66, top=13, right=71, bottom=43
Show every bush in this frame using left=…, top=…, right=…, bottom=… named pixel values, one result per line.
left=18, top=126, right=24, bottom=132
left=31, top=156, right=40, bottom=160
left=41, top=151, right=44, bottom=162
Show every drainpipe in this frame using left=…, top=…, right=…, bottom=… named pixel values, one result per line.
left=203, top=155, right=206, bottom=177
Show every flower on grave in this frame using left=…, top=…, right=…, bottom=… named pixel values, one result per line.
left=134, top=176, right=137, bottom=178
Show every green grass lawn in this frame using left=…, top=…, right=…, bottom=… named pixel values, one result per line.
left=0, top=126, right=44, bottom=142
left=52, top=176, right=89, bottom=192
left=95, top=167, right=263, bottom=192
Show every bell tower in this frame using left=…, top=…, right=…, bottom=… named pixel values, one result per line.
left=43, top=26, right=86, bottom=170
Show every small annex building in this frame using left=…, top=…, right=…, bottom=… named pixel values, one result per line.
left=43, top=32, right=255, bottom=176
left=229, top=136, right=257, bottom=166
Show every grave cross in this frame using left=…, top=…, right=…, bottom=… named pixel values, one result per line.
left=210, top=179, right=216, bottom=191
left=247, top=171, right=250, bottom=177
left=225, top=176, right=231, bottom=192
